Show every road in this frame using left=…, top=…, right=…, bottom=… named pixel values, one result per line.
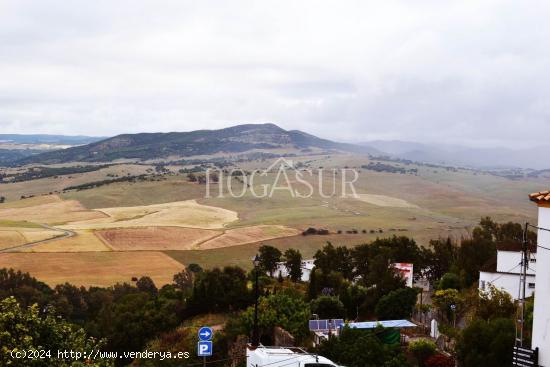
left=0, top=224, right=76, bottom=253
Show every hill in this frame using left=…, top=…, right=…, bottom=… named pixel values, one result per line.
left=0, top=134, right=103, bottom=145
left=363, top=140, right=550, bottom=170
left=16, top=123, right=379, bottom=164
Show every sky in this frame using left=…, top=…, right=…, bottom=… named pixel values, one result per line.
left=1, top=0, right=549, bottom=148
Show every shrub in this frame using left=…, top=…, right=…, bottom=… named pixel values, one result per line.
left=425, top=354, right=454, bottom=367
left=409, top=339, right=436, bottom=367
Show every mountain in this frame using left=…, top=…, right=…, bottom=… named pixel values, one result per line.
left=363, top=140, right=550, bottom=170
left=16, top=124, right=379, bottom=164
left=0, top=134, right=103, bottom=145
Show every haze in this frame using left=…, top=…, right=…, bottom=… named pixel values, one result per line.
left=1, top=1, right=549, bottom=149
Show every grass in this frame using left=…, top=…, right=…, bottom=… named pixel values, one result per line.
left=0, top=219, right=42, bottom=228
left=0, top=251, right=185, bottom=287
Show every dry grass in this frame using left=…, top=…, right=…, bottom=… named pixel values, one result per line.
left=0, top=231, right=27, bottom=249
left=0, top=196, right=106, bottom=225
left=350, top=193, right=418, bottom=208
left=0, top=252, right=185, bottom=287
left=198, top=225, right=300, bottom=249
left=61, top=200, right=238, bottom=230
left=23, top=230, right=112, bottom=252
left=96, top=227, right=221, bottom=251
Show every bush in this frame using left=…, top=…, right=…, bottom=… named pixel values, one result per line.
left=409, top=339, right=436, bottom=367
left=425, top=354, right=454, bottom=367
left=437, top=272, right=461, bottom=290
left=375, top=287, right=418, bottom=320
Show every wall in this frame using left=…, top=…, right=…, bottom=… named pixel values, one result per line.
left=496, top=250, right=536, bottom=275
left=479, top=271, right=535, bottom=299
left=532, top=206, right=550, bottom=366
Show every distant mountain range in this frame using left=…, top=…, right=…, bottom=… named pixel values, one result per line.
left=14, top=124, right=379, bottom=165
left=3, top=126, right=548, bottom=169
left=0, top=134, right=103, bottom=145
left=362, top=140, right=550, bottom=170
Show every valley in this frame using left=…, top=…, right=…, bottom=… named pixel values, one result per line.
left=0, top=131, right=543, bottom=287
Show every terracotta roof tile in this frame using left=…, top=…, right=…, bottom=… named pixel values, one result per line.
left=530, top=190, right=550, bottom=204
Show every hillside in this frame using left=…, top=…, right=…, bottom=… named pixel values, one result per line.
left=16, top=124, right=379, bottom=164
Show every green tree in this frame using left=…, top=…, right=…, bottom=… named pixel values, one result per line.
left=310, top=296, right=345, bottom=319
left=258, top=245, right=282, bottom=276
left=409, top=339, right=436, bottom=367
left=316, top=327, right=410, bottom=367
left=283, top=248, right=303, bottom=282
left=470, top=285, right=515, bottom=321
left=172, top=269, right=193, bottom=291
left=239, top=293, right=310, bottom=342
left=375, top=287, right=418, bottom=320
left=0, top=297, right=112, bottom=367
left=136, top=276, right=158, bottom=295
left=457, top=318, right=515, bottom=367
left=437, top=272, right=461, bottom=290
left=314, top=243, right=354, bottom=280
left=432, top=289, right=463, bottom=324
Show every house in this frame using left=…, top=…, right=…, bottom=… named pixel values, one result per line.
left=478, top=240, right=536, bottom=299
left=272, top=259, right=315, bottom=282
left=309, top=319, right=345, bottom=346
left=529, top=190, right=550, bottom=366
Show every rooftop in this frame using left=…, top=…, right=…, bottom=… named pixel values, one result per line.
left=530, top=190, right=550, bottom=205
left=345, top=320, right=417, bottom=329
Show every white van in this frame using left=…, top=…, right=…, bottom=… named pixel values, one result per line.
left=246, top=345, right=342, bottom=367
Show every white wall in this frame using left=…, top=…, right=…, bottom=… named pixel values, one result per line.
left=496, top=250, right=536, bottom=275
left=533, top=206, right=550, bottom=366
left=479, top=271, right=535, bottom=299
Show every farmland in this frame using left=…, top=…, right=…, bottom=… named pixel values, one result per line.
left=0, top=152, right=544, bottom=287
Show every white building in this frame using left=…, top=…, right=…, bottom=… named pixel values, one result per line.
left=273, top=259, right=315, bottom=282
left=478, top=241, right=536, bottom=300
left=530, top=190, right=550, bottom=366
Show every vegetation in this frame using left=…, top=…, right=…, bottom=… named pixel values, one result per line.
left=0, top=296, right=113, bottom=366
left=409, top=339, right=437, bottom=367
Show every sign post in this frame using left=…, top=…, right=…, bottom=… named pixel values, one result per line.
left=197, top=326, right=213, bottom=366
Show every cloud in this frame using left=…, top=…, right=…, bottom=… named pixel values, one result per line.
left=0, top=0, right=549, bottom=148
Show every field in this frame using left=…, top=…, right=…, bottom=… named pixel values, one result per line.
left=0, top=152, right=545, bottom=287
left=0, top=252, right=184, bottom=287
left=96, top=227, right=220, bottom=251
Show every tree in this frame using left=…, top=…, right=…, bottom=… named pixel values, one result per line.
left=456, top=318, right=515, bottom=367
left=187, top=263, right=203, bottom=273
left=316, top=327, right=410, bottom=367
left=409, top=339, right=436, bottom=367
left=437, top=272, right=461, bottom=290
left=0, top=296, right=112, bottom=366
left=136, top=276, right=158, bottom=294
left=432, top=288, right=463, bottom=325
left=239, top=293, right=311, bottom=342
left=470, top=285, right=515, bottom=321
left=310, top=296, right=345, bottom=319
left=173, top=269, right=193, bottom=290
left=258, top=245, right=282, bottom=276
left=284, top=248, right=303, bottom=282
left=314, top=243, right=354, bottom=280
left=421, top=238, right=458, bottom=281
left=188, top=266, right=249, bottom=314
left=375, top=287, right=418, bottom=320
left=0, top=196, right=5, bottom=203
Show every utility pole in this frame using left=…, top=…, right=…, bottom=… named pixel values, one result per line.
left=515, top=222, right=529, bottom=348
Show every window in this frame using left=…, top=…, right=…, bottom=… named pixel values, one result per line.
left=480, top=280, right=486, bottom=290
left=530, top=257, right=537, bottom=263
left=528, top=283, right=536, bottom=289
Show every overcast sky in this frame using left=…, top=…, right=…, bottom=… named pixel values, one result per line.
left=1, top=1, right=549, bottom=148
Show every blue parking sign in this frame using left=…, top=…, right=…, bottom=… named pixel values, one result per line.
left=197, top=341, right=213, bottom=357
